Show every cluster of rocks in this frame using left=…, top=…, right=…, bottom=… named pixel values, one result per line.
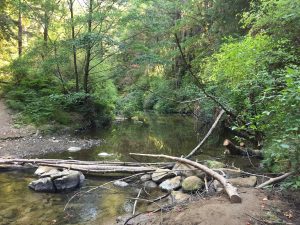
left=113, top=160, right=258, bottom=204
left=28, top=166, right=85, bottom=192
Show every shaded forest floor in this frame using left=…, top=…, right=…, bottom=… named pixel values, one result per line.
left=117, top=188, right=300, bottom=225
left=0, top=100, right=100, bottom=158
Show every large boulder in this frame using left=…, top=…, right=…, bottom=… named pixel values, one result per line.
left=152, top=168, right=174, bottom=183
left=140, top=174, right=151, bottom=182
left=29, top=177, right=55, bottom=192
left=53, top=170, right=85, bottom=191
left=29, top=169, right=85, bottom=192
left=229, top=176, right=257, bottom=187
left=172, top=162, right=205, bottom=178
left=159, top=176, right=181, bottom=192
left=182, top=176, right=204, bottom=192
left=34, top=166, right=57, bottom=176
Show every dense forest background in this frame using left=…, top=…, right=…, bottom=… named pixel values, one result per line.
left=0, top=0, right=299, bottom=184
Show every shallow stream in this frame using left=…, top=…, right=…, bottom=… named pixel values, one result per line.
left=0, top=114, right=256, bottom=225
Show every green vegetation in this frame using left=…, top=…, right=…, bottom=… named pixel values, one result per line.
left=0, top=0, right=299, bottom=178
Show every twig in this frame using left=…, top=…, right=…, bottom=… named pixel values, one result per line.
left=204, top=175, right=208, bottom=192
left=132, top=188, right=142, bottom=215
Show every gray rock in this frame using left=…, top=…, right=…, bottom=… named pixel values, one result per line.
left=182, top=176, right=204, bottom=192
left=98, top=152, right=113, bottom=157
left=228, top=176, right=257, bottom=187
left=34, top=166, right=56, bottom=176
left=172, top=162, right=205, bottom=178
left=151, top=168, right=174, bottom=183
left=53, top=171, right=84, bottom=191
left=171, top=191, right=190, bottom=203
left=40, top=168, right=61, bottom=178
left=29, top=177, right=55, bottom=192
left=140, top=174, right=151, bottom=182
left=67, top=146, right=82, bottom=152
left=159, top=176, right=181, bottom=192
left=218, top=168, right=241, bottom=178
left=113, top=180, right=129, bottom=188
left=143, top=180, right=158, bottom=189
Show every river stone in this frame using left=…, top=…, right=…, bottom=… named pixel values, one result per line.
left=229, top=176, right=257, bottom=187
left=171, top=191, right=190, bottom=203
left=67, top=146, right=82, bottom=152
left=29, top=177, right=55, bottom=192
left=40, top=168, right=61, bottom=178
left=140, top=174, right=151, bottom=182
left=172, top=162, right=205, bottom=178
left=113, top=180, right=129, bottom=188
left=143, top=180, right=158, bottom=189
left=159, top=176, right=181, bottom=192
left=34, top=166, right=56, bottom=176
left=182, top=176, right=204, bottom=192
left=219, top=168, right=241, bottom=178
left=205, top=160, right=225, bottom=169
left=53, top=171, right=85, bottom=191
left=151, top=168, right=174, bottom=183
left=98, top=152, right=113, bottom=157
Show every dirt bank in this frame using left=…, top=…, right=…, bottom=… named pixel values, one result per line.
left=0, top=100, right=101, bottom=158
left=116, top=187, right=300, bottom=225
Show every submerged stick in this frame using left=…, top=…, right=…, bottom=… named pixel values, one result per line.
left=185, top=109, right=225, bottom=159
left=130, top=153, right=242, bottom=203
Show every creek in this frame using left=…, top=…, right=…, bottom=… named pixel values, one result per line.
left=0, top=113, right=257, bottom=225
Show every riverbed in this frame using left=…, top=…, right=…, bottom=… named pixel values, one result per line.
left=0, top=114, right=256, bottom=225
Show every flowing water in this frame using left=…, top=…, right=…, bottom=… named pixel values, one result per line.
left=0, top=114, right=256, bottom=225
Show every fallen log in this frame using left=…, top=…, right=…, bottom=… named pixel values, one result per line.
left=0, top=158, right=172, bottom=174
left=256, top=172, right=293, bottom=189
left=223, top=139, right=263, bottom=158
left=130, top=153, right=242, bottom=203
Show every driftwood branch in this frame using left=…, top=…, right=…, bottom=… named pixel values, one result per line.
left=130, top=153, right=242, bottom=203
left=185, top=109, right=225, bottom=159
left=256, top=172, right=293, bottom=189
left=223, top=139, right=263, bottom=158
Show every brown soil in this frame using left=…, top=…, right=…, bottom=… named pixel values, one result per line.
left=116, top=188, right=300, bottom=225
left=0, top=100, right=100, bottom=158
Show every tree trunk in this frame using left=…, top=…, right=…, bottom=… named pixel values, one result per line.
left=223, top=139, right=263, bottom=158
left=17, top=0, right=23, bottom=57
left=69, top=0, right=79, bottom=92
left=83, top=0, right=93, bottom=94
left=130, top=153, right=242, bottom=203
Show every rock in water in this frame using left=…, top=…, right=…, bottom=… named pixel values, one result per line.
left=182, top=176, right=204, bottom=192
left=34, top=166, right=56, bottom=176
left=29, top=177, right=55, bottom=192
left=29, top=170, right=85, bottom=192
left=67, top=146, right=82, bottom=152
left=159, top=176, right=181, bottom=192
left=53, top=171, right=85, bottom=191
left=140, top=174, right=151, bottom=182
left=143, top=180, right=158, bottom=189
left=151, top=168, right=174, bottom=183
left=113, top=180, right=129, bottom=188
left=98, top=152, right=113, bottom=157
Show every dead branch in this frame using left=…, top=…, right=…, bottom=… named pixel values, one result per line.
left=185, top=109, right=225, bottom=158
left=133, top=188, right=142, bottom=215
left=130, top=153, right=242, bottom=203
left=256, top=172, right=293, bottom=189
